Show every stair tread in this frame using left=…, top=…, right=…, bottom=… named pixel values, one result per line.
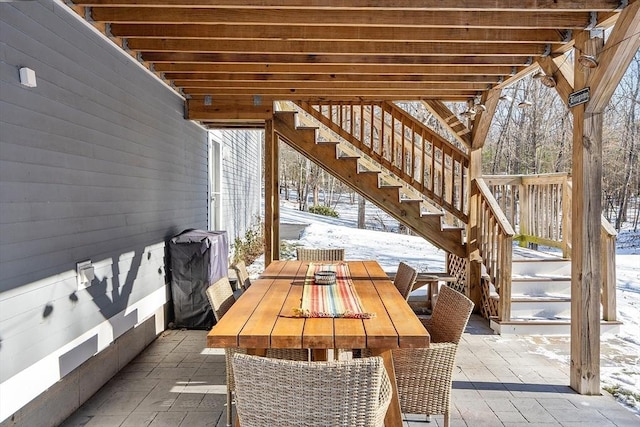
left=490, top=295, right=571, bottom=302
left=493, top=318, right=622, bottom=324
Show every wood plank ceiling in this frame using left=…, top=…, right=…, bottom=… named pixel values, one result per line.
left=69, top=0, right=633, bottom=128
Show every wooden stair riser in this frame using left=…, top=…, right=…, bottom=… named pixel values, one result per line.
left=511, top=259, right=572, bottom=276
left=511, top=279, right=571, bottom=297
left=274, top=111, right=466, bottom=258
left=490, top=296, right=572, bottom=319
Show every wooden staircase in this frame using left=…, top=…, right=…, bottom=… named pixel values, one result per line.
left=489, top=254, right=621, bottom=335
left=274, top=110, right=466, bottom=258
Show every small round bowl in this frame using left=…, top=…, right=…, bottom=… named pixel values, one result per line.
left=314, top=271, right=337, bottom=285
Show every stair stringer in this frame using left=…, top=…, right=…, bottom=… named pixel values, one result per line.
left=274, top=111, right=466, bottom=258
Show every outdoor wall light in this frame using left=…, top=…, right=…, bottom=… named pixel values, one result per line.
left=19, top=67, right=37, bottom=88
left=578, top=54, right=598, bottom=69
left=540, top=75, right=557, bottom=88
left=518, top=100, right=533, bottom=108
left=499, top=95, right=513, bottom=102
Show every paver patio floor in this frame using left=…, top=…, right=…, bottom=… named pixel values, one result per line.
left=60, top=315, right=639, bottom=427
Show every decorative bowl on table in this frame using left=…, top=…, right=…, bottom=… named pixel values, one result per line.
left=314, top=271, right=337, bottom=285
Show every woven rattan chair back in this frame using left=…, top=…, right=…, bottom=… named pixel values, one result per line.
left=206, top=277, right=308, bottom=426
left=393, top=262, right=418, bottom=300
left=205, top=277, right=235, bottom=322
left=296, top=247, right=345, bottom=262
left=233, top=260, right=251, bottom=291
left=232, top=354, right=392, bottom=427
left=425, top=285, right=474, bottom=344
left=392, top=286, right=474, bottom=427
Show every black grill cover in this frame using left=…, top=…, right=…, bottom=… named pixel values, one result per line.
left=169, top=229, right=228, bottom=329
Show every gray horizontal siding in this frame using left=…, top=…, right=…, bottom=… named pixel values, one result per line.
left=214, top=130, right=263, bottom=247
left=0, top=0, right=208, bottom=406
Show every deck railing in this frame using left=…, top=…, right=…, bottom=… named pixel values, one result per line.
left=297, top=101, right=470, bottom=223
left=472, top=178, right=515, bottom=322
left=481, top=173, right=617, bottom=321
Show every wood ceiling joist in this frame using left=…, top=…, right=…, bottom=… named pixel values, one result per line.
left=76, top=0, right=628, bottom=12
left=152, top=63, right=519, bottom=75
left=142, top=52, right=532, bottom=66
left=163, top=73, right=501, bottom=83
left=109, top=24, right=567, bottom=44
left=174, top=81, right=489, bottom=91
left=182, top=88, right=479, bottom=97
left=125, top=39, right=555, bottom=56
left=90, top=8, right=594, bottom=29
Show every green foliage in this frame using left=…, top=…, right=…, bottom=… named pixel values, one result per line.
left=308, top=205, right=339, bottom=218
left=279, top=241, right=301, bottom=260
left=232, top=222, right=264, bottom=265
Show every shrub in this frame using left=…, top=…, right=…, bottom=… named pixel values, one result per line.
left=232, top=222, right=264, bottom=265
left=308, top=205, right=339, bottom=218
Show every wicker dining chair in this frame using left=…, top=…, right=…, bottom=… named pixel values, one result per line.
left=392, top=285, right=474, bottom=427
left=296, top=247, right=345, bottom=261
left=205, top=277, right=308, bottom=427
left=393, top=261, right=418, bottom=300
left=232, top=260, right=251, bottom=291
left=232, top=353, right=392, bottom=427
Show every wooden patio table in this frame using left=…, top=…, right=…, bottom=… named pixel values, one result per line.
left=207, top=260, right=430, bottom=427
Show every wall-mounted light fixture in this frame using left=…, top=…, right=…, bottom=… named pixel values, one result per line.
left=518, top=100, right=533, bottom=108
left=540, top=75, right=557, bottom=88
left=19, top=67, right=37, bottom=88
left=577, top=54, right=598, bottom=69
left=77, top=260, right=95, bottom=290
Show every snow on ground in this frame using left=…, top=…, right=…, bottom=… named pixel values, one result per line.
left=249, top=199, right=640, bottom=414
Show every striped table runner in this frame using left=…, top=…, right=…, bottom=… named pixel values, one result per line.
left=293, top=263, right=374, bottom=319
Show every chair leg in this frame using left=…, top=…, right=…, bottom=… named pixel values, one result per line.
left=444, top=410, right=450, bottom=427
left=226, top=387, right=232, bottom=427
left=426, top=414, right=432, bottom=423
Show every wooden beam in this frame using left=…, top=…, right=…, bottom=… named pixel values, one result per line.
left=586, top=1, right=640, bottom=114
left=165, top=73, right=502, bottom=83
left=176, top=80, right=489, bottom=91
left=471, top=88, right=502, bottom=149
left=142, top=52, right=532, bottom=66
left=421, top=100, right=472, bottom=147
left=153, top=63, right=519, bottom=75
left=110, top=24, right=567, bottom=44
left=186, top=97, right=272, bottom=120
left=182, top=88, right=479, bottom=98
left=90, top=8, right=594, bottom=28
left=126, top=38, right=552, bottom=56
left=76, top=0, right=630, bottom=11
left=570, top=31, right=602, bottom=396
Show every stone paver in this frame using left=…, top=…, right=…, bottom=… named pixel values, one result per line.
left=59, top=316, right=639, bottom=427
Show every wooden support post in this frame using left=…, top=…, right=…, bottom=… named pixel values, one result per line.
left=264, top=119, right=275, bottom=266
left=467, top=149, right=482, bottom=309
left=570, top=33, right=602, bottom=396
left=273, top=130, right=280, bottom=261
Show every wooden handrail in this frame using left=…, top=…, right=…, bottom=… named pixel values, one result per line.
left=296, top=101, right=470, bottom=223
left=472, top=178, right=514, bottom=322
left=483, top=173, right=617, bottom=322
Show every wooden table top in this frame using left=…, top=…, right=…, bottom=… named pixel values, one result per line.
left=207, top=260, right=429, bottom=350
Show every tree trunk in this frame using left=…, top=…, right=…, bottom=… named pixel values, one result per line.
left=357, top=196, right=366, bottom=229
